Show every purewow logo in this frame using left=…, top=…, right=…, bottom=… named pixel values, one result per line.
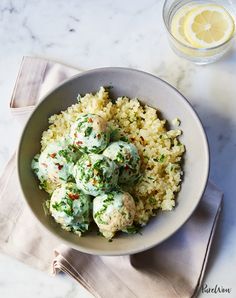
left=201, top=284, right=232, bottom=294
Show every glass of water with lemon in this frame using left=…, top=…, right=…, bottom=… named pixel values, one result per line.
left=163, top=0, right=236, bottom=64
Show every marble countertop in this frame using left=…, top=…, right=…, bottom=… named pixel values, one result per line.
left=0, top=0, right=236, bottom=297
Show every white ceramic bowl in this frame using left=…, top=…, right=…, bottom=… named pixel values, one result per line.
left=17, top=68, right=209, bottom=255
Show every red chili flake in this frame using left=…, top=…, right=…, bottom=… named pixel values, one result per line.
left=97, top=134, right=101, bottom=139
left=76, top=141, right=83, bottom=146
left=88, top=118, right=93, bottom=123
left=41, top=162, right=48, bottom=168
left=55, top=163, right=63, bottom=170
left=124, top=165, right=130, bottom=171
left=131, top=137, right=135, bottom=142
left=50, top=153, right=56, bottom=158
left=68, top=193, right=79, bottom=200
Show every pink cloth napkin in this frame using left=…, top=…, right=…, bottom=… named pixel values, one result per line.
left=0, top=56, right=223, bottom=298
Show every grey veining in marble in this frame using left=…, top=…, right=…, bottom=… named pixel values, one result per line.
left=0, top=0, right=236, bottom=297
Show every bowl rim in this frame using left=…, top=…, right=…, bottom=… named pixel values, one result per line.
left=17, top=67, right=210, bottom=255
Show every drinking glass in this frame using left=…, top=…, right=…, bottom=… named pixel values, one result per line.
left=162, top=0, right=236, bottom=64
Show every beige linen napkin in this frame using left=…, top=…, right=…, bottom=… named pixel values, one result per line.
left=0, top=56, right=223, bottom=298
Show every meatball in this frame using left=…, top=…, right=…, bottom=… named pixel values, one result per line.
left=70, top=113, right=110, bottom=153
left=32, top=139, right=81, bottom=192
left=103, top=141, right=141, bottom=184
left=93, top=190, right=136, bottom=239
left=73, top=153, right=119, bottom=196
left=50, top=183, right=92, bottom=235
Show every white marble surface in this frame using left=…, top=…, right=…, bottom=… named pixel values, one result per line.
left=0, top=0, right=236, bottom=297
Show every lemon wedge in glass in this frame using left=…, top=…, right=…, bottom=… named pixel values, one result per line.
left=184, top=4, right=235, bottom=49
left=171, top=4, right=197, bottom=46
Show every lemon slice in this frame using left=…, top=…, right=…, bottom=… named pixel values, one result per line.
left=171, top=4, right=197, bottom=45
left=184, top=4, right=235, bottom=48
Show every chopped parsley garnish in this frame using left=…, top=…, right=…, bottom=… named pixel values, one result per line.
left=149, top=197, right=156, bottom=204
left=33, top=156, right=39, bottom=162
left=159, top=154, right=165, bottom=162
left=107, top=193, right=114, bottom=200
left=39, top=180, right=47, bottom=190
left=52, top=202, right=61, bottom=211
left=77, top=119, right=86, bottom=129
left=94, top=204, right=108, bottom=224
left=123, top=225, right=142, bottom=235
left=67, top=174, right=76, bottom=183
left=153, top=155, right=165, bottom=162
left=110, top=128, right=120, bottom=141
left=116, top=152, right=125, bottom=163
left=66, top=198, right=73, bottom=208
left=84, top=126, right=93, bottom=137
left=93, top=160, right=103, bottom=170
left=120, top=136, right=128, bottom=142
left=58, top=149, right=71, bottom=162
left=52, top=199, right=73, bottom=217
left=103, top=194, right=114, bottom=203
